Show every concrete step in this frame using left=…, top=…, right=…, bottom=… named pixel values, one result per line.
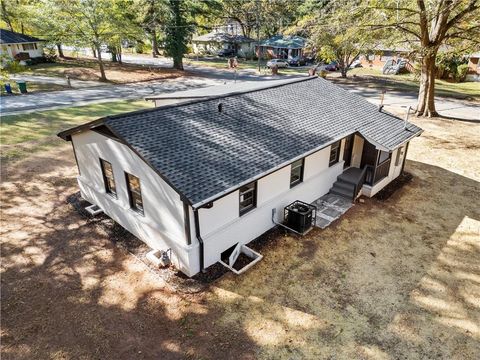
left=333, top=179, right=355, bottom=192
left=338, top=167, right=364, bottom=185
left=330, top=186, right=354, bottom=200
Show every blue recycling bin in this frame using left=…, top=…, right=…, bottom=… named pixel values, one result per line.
left=4, top=83, right=12, bottom=94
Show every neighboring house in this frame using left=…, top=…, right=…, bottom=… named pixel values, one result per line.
left=58, top=77, right=422, bottom=277
left=191, top=32, right=255, bottom=57
left=359, top=45, right=411, bottom=69
left=191, top=19, right=255, bottom=57
left=0, top=29, right=44, bottom=60
left=256, top=35, right=307, bottom=59
left=466, top=51, right=480, bottom=82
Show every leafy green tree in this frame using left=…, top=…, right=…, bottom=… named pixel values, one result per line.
left=368, top=0, right=480, bottom=117
left=164, top=0, right=220, bottom=70
left=293, top=0, right=376, bottom=77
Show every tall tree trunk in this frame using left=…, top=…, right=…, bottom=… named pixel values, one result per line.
left=117, top=44, right=122, bottom=64
left=92, top=46, right=97, bottom=58
left=56, top=43, right=64, bottom=58
left=171, top=0, right=184, bottom=71
left=151, top=29, right=160, bottom=57
left=416, top=51, right=438, bottom=117
left=109, top=46, right=118, bottom=62
left=95, top=44, right=107, bottom=81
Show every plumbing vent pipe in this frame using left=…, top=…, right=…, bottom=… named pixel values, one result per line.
left=218, top=103, right=223, bottom=113
left=404, top=106, right=411, bottom=129
left=378, top=89, right=385, bottom=112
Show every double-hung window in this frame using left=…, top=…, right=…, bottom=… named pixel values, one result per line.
left=125, top=172, right=144, bottom=215
left=329, top=141, right=341, bottom=167
left=290, top=159, right=304, bottom=187
left=22, top=43, right=36, bottom=51
left=239, top=181, right=256, bottom=215
left=100, top=159, right=116, bottom=197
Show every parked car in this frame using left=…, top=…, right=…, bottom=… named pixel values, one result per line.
left=349, top=59, right=362, bottom=68
left=266, top=59, right=289, bottom=68
left=288, top=57, right=307, bottom=66
left=217, top=48, right=235, bottom=57
left=324, top=61, right=339, bottom=71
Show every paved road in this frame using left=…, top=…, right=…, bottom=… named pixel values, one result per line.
left=338, top=82, right=480, bottom=121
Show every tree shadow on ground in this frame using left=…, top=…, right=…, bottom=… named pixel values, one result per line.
left=0, top=150, right=258, bottom=360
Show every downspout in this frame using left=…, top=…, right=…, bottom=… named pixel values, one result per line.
left=193, top=209, right=205, bottom=272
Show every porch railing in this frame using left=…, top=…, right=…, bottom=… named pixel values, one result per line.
left=353, top=166, right=367, bottom=200
left=364, top=159, right=391, bottom=186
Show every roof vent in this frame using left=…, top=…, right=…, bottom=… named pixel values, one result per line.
left=218, top=103, right=223, bottom=113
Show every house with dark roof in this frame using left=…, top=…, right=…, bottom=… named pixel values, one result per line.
left=191, top=19, right=255, bottom=57
left=0, top=29, right=44, bottom=60
left=58, top=77, right=422, bottom=276
left=257, top=35, right=307, bottom=60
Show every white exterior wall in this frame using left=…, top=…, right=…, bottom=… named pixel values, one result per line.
left=362, top=143, right=408, bottom=197
left=198, top=144, right=345, bottom=270
left=72, top=130, right=200, bottom=276
left=0, top=42, right=43, bottom=59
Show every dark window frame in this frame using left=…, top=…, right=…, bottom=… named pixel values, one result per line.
left=125, top=172, right=144, bottom=216
left=239, top=181, right=257, bottom=216
left=329, top=141, right=341, bottom=167
left=100, top=158, right=117, bottom=198
left=377, top=150, right=391, bottom=165
left=290, top=158, right=304, bottom=188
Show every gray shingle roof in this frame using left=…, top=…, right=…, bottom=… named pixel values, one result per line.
left=59, top=77, right=422, bottom=207
left=259, top=35, right=306, bottom=49
left=0, top=29, right=43, bottom=44
left=192, top=32, right=254, bottom=43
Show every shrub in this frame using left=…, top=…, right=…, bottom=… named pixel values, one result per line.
left=456, top=63, right=469, bottom=82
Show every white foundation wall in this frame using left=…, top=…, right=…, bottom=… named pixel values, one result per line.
left=72, top=131, right=199, bottom=276
left=198, top=144, right=345, bottom=269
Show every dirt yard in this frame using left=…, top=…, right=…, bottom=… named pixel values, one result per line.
left=1, top=113, right=479, bottom=359
left=24, top=58, right=187, bottom=84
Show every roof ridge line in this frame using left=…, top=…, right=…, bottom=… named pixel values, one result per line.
left=106, top=76, right=317, bottom=121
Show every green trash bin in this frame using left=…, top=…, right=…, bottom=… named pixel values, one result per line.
left=17, top=81, right=27, bottom=94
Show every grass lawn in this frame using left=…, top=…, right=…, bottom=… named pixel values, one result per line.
left=0, top=82, right=71, bottom=96
left=0, top=99, right=152, bottom=162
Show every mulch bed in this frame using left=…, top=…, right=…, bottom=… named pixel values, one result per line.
left=374, top=172, right=413, bottom=201
left=67, top=192, right=287, bottom=290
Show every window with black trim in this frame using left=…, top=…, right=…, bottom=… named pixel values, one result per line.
left=100, top=159, right=116, bottom=197
left=329, top=141, right=341, bottom=167
left=125, top=172, right=144, bottom=215
left=290, top=159, right=304, bottom=187
left=239, top=181, right=256, bottom=215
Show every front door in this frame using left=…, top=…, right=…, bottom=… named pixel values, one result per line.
left=343, top=135, right=354, bottom=168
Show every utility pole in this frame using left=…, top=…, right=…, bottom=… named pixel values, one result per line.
left=256, top=0, right=260, bottom=72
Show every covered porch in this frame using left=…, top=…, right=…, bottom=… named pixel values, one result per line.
left=330, top=133, right=410, bottom=201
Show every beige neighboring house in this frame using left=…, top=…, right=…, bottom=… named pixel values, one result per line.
left=466, top=51, right=480, bottom=82
left=0, top=28, right=44, bottom=60
left=191, top=19, right=255, bottom=57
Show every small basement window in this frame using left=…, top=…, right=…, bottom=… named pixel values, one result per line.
left=329, top=141, right=341, bottom=166
left=290, top=159, right=304, bottom=187
left=100, top=159, right=116, bottom=197
left=125, top=172, right=144, bottom=215
left=239, top=181, right=256, bottom=215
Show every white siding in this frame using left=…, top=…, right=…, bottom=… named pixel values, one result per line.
left=199, top=143, right=345, bottom=269
left=72, top=130, right=200, bottom=276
